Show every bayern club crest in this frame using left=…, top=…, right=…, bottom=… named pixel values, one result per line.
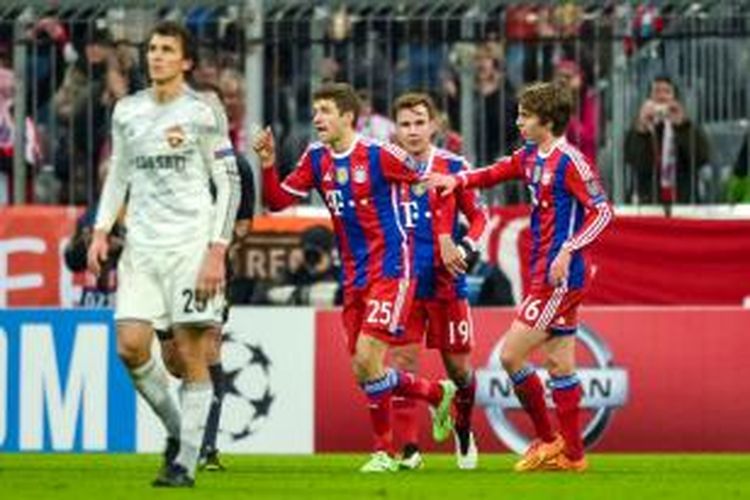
left=353, top=165, right=368, bottom=184
left=336, top=167, right=349, bottom=185
left=476, top=324, right=629, bottom=454
left=411, top=182, right=428, bottom=197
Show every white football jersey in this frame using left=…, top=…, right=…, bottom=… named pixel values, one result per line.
left=95, top=85, right=240, bottom=249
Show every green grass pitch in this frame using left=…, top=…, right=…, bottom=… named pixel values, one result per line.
left=1, top=454, right=749, bottom=499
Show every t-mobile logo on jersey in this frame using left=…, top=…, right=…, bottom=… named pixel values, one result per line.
left=400, top=200, right=420, bottom=229
left=325, top=190, right=345, bottom=216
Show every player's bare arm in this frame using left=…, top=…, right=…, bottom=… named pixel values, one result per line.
left=425, top=171, right=459, bottom=196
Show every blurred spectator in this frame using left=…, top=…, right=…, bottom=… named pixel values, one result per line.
left=286, top=226, right=338, bottom=287
left=102, top=46, right=143, bottom=109
left=624, top=76, right=711, bottom=205
left=63, top=161, right=124, bottom=307
left=434, top=111, right=463, bottom=155
left=112, top=40, right=146, bottom=91
left=554, top=59, right=599, bottom=163
left=456, top=222, right=514, bottom=306
left=624, top=4, right=665, bottom=57
left=53, top=26, right=115, bottom=203
left=26, top=17, right=75, bottom=121
left=53, top=26, right=112, bottom=121
left=445, top=45, right=519, bottom=165
left=504, top=4, right=539, bottom=89
left=218, top=69, right=248, bottom=154
left=264, top=226, right=340, bottom=306
left=726, top=139, right=750, bottom=203
left=466, top=258, right=515, bottom=307
left=472, top=45, right=519, bottom=163
left=0, top=62, right=42, bottom=204
left=356, top=89, right=395, bottom=143
left=192, top=51, right=221, bottom=88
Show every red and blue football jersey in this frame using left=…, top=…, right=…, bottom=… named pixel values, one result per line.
left=458, top=138, right=613, bottom=291
left=400, top=147, right=488, bottom=300
left=264, top=136, right=437, bottom=291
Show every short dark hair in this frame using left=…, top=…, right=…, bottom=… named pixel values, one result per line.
left=391, top=92, right=438, bottom=121
left=147, top=21, right=196, bottom=68
left=518, top=81, right=573, bottom=136
left=313, top=83, right=361, bottom=125
left=652, top=75, right=680, bottom=98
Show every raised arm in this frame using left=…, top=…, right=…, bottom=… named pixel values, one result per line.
left=425, top=148, right=526, bottom=197
left=253, top=127, right=315, bottom=211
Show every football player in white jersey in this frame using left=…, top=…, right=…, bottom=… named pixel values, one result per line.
left=87, top=21, right=240, bottom=487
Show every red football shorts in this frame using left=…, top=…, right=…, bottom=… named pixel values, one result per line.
left=342, top=278, right=416, bottom=354
left=516, top=285, right=586, bottom=336
left=401, top=298, right=473, bottom=353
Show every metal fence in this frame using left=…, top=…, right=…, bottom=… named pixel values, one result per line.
left=1, top=0, right=749, bottom=208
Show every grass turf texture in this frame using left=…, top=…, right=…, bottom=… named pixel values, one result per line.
left=1, top=454, right=749, bottom=499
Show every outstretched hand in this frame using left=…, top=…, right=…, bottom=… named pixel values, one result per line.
left=424, top=172, right=459, bottom=197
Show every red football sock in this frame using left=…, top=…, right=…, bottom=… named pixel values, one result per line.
left=513, top=371, right=555, bottom=443
left=393, top=370, right=443, bottom=406
left=454, top=374, right=476, bottom=432
left=393, top=395, right=419, bottom=447
left=552, top=383, right=584, bottom=461
left=361, top=372, right=399, bottom=455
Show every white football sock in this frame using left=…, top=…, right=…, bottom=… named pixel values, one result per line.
left=130, top=357, right=181, bottom=438
left=175, top=381, right=213, bottom=477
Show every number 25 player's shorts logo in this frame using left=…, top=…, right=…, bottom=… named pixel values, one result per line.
left=476, top=325, right=629, bottom=454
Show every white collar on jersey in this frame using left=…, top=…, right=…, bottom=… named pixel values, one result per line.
left=330, top=134, right=361, bottom=159
left=414, top=145, right=436, bottom=175
left=537, top=136, right=567, bottom=159
left=147, top=83, right=190, bottom=105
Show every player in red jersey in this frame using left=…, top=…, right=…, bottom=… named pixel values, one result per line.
left=387, top=92, right=488, bottom=470
left=428, top=82, right=614, bottom=472
left=253, top=83, right=456, bottom=472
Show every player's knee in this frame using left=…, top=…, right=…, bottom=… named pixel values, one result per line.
left=448, top=363, right=472, bottom=385
left=160, top=346, right=184, bottom=379
left=499, top=345, right=521, bottom=373
left=174, top=338, right=200, bottom=365
left=547, top=360, right=574, bottom=378
left=351, top=353, right=373, bottom=383
left=441, top=354, right=468, bottom=382
left=545, top=351, right=574, bottom=377
left=117, top=336, right=149, bottom=368
left=391, top=347, right=418, bottom=373
left=204, top=330, right=222, bottom=364
left=543, top=356, right=558, bottom=373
